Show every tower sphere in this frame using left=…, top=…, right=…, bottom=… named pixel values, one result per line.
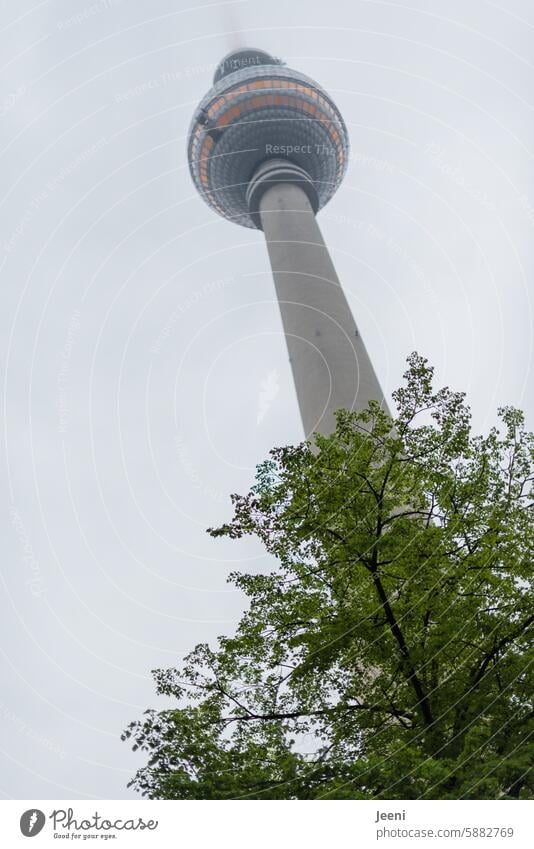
left=187, top=48, right=350, bottom=229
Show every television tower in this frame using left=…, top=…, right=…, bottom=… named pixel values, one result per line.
left=188, top=48, right=388, bottom=437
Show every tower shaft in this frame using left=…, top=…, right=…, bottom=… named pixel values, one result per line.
left=258, top=180, right=388, bottom=437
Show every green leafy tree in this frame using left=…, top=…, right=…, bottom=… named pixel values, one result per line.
left=123, top=354, right=533, bottom=799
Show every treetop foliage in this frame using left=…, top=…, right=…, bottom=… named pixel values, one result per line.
left=124, top=353, right=533, bottom=799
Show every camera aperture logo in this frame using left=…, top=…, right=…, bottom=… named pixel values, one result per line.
left=20, top=809, right=45, bottom=837
left=19, top=807, right=158, bottom=839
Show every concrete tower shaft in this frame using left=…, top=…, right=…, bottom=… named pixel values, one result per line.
left=248, top=161, right=387, bottom=436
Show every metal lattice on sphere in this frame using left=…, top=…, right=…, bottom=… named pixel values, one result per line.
left=187, top=49, right=350, bottom=229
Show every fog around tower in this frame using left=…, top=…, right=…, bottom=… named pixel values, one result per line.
left=0, top=0, right=532, bottom=798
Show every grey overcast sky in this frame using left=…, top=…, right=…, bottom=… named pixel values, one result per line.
left=1, top=0, right=533, bottom=799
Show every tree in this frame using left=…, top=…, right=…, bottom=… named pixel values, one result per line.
left=123, top=354, right=533, bottom=799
